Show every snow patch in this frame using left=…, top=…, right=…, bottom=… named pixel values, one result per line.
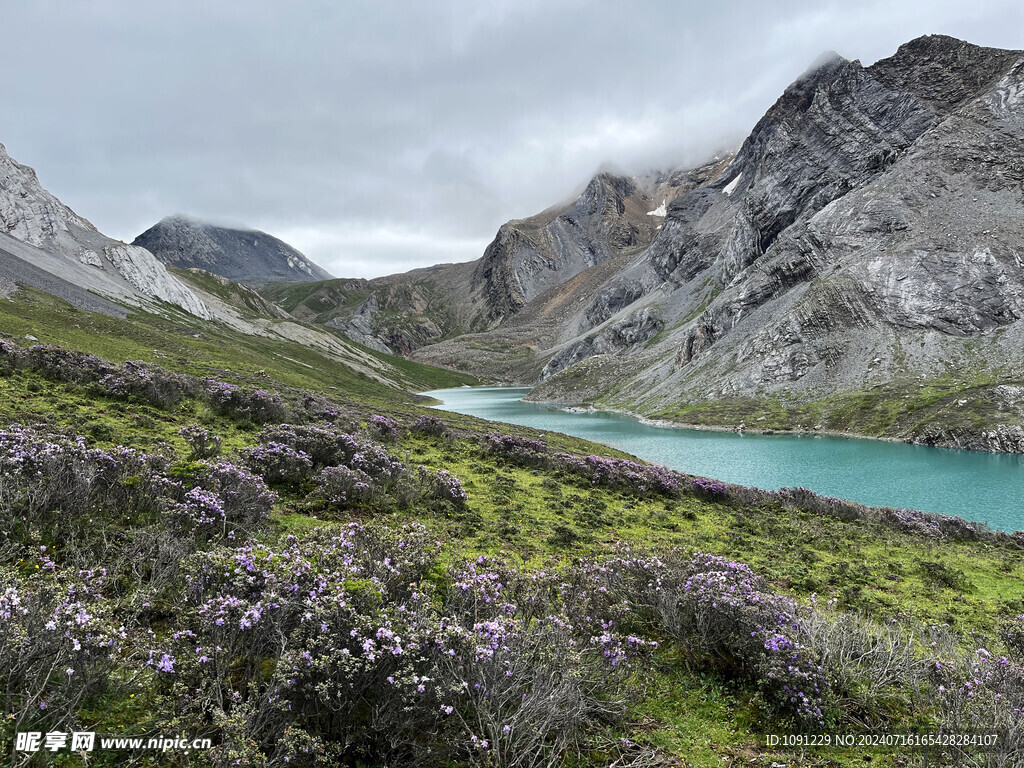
left=723, top=172, right=743, bottom=196
left=647, top=199, right=668, bottom=217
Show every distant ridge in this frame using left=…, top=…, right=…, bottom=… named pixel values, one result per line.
left=134, top=215, right=333, bottom=284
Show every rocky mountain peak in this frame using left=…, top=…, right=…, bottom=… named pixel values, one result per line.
left=0, top=142, right=211, bottom=318
left=134, top=216, right=333, bottom=284
left=868, top=34, right=1022, bottom=111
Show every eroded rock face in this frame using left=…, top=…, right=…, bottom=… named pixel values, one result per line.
left=0, top=143, right=211, bottom=318
left=471, top=162, right=730, bottom=326
left=543, top=307, right=663, bottom=378
left=531, top=37, right=1024, bottom=391
left=134, top=215, right=333, bottom=284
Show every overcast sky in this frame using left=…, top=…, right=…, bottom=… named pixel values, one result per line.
left=0, top=1, right=1021, bottom=279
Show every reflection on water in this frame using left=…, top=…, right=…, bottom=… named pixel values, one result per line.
left=424, top=386, right=1024, bottom=532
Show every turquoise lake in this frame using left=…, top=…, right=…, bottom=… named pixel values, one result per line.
left=424, top=386, right=1024, bottom=532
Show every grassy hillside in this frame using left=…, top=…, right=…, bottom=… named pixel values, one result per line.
left=0, top=289, right=1021, bottom=767
left=0, top=286, right=477, bottom=397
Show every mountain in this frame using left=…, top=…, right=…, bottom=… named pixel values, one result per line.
left=519, top=35, right=1024, bottom=451
left=281, top=34, right=1024, bottom=453
left=0, top=143, right=212, bottom=318
left=134, top=215, right=333, bottom=284
left=262, top=159, right=730, bottom=356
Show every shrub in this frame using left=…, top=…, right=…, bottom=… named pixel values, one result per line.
left=411, top=414, right=448, bottom=437
left=240, top=442, right=314, bottom=485
left=368, top=414, right=401, bottom=441
left=934, top=647, right=1024, bottom=765
left=417, top=467, right=468, bottom=508
left=169, top=460, right=276, bottom=542
left=482, top=432, right=548, bottom=466
left=257, top=424, right=361, bottom=468
left=587, top=549, right=827, bottom=726
left=0, top=567, right=123, bottom=739
left=1002, top=614, right=1024, bottom=657
left=296, top=392, right=358, bottom=430
left=312, top=465, right=374, bottom=506
left=350, top=443, right=406, bottom=486
left=156, top=525, right=651, bottom=766
left=204, top=378, right=289, bottom=423
left=25, top=345, right=110, bottom=384
left=691, top=477, right=728, bottom=499
left=554, top=453, right=681, bottom=497
left=0, top=426, right=96, bottom=555
left=99, top=360, right=199, bottom=408
left=179, top=424, right=222, bottom=459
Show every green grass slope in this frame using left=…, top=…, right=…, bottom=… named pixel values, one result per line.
left=0, top=290, right=1021, bottom=767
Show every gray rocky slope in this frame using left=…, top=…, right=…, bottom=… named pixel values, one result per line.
left=514, top=35, right=1024, bottom=451
left=408, top=35, right=1024, bottom=452
left=134, top=215, right=333, bottom=284
left=0, top=143, right=212, bottom=318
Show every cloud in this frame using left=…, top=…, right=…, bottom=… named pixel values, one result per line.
left=0, top=0, right=1021, bottom=277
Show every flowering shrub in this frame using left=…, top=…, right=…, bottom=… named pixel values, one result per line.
left=554, top=453, right=681, bottom=497
left=368, top=414, right=401, bottom=441
left=934, top=647, right=1024, bottom=764
left=418, top=467, right=468, bottom=508
left=99, top=360, right=199, bottom=408
left=90, top=445, right=176, bottom=521
left=691, top=477, right=728, bottom=498
left=203, top=378, right=289, bottom=423
left=411, top=414, right=448, bottom=437
left=584, top=548, right=827, bottom=726
left=482, top=432, right=549, bottom=466
left=156, top=524, right=653, bottom=766
left=295, top=391, right=359, bottom=427
left=350, top=443, right=406, bottom=485
left=24, top=345, right=111, bottom=384
left=166, top=461, right=275, bottom=542
left=240, top=442, right=314, bottom=485
left=312, top=465, right=374, bottom=505
left=0, top=338, right=22, bottom=368
left=0, top=426, right=107, bottom=557
left=1001, top=614, right=1024, bottom=657
left=257, top=423, right=362, bottom=468
left=195, top=461, right=276, bottom=523
left=0, top=425, right=94, bottom=520
left=179, top=424, right=222, bottom=459
left=0, top=566, right=123, bottom=738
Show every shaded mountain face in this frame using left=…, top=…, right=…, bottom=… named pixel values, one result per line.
left=264, top=159, right=730, bottom=355
left=134, top=216, right=333, bottom=284
left=0, top=144, right=211, bottom=318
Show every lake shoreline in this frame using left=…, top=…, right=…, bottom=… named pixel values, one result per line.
left=527, top=393, right=1024, bottom=456
left=423, top=385, right=1024, bottom=530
